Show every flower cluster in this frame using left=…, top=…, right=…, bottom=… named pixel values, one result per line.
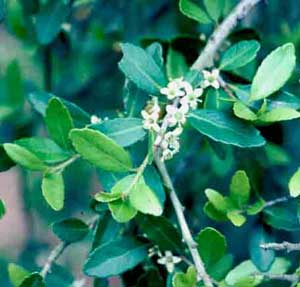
left=141, top=78, right=203, bottom=161
left=141, top=70, right=220, bottom=161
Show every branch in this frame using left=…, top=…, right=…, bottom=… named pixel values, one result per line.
left=40, top=216, right=99, bottom=278
left=154, top=153, right=213, bottom=287
left=261, top=242, right=300, bottom=252
left=263, top=196, right=290, bottom=208
left=192, top=0, right=263, bottom=70
left=257, top=273, right=299, bottom=284
left=40, top=242, right=69, bottom=278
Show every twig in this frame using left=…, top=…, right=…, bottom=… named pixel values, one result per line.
left=192, top=0, right=263, bottom=70
left=261, top=242, right=300, bottom=252
left=255, top=273, right=299, bottom=284
left=40, top=242, right=69, bottom=278
left=263, top=196, right=290, bottom=208
left=40, top=216, right=99, bottom=278
left=154, top=153, right=213, bottom=287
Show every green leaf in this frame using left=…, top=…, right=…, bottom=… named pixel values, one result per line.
left=289, top=168, right=300, bottom=198
left=268, top=91, right=300, bottom=110
left=119, top=43, right=167, bottom=95
left=249, top=224, right=275, bottom=272
left=52, top=218, right=89, bottom=243
left=95, top=191, right=123, bottom=203
left=225, top=258, right=290, bottom=286
left=258, top=107, right=300, bottom=122
left=179, top=0, right=211, bottom=24
left=0, top=199, right=5, bottom=219
left=196, top=227, right=226, bottom=268
left=220, top=40, right=260, bottom=71
left=16, top=137, right=71, bottom=164
left=205, top=189, right=228, bottom=213
left=144, top=166, right=166, bottom=206
left=247, top=199, right=265, bottom=215
left=250, top=43, right=296, bottom=101
left=28, top=92, right=90, bottom=128
left=123, top=81, right=148, bottom=118
left=45, top=97, right=74, bottom=150
left=208, top=254, right=234, bottom=281
left=35, top=0, right=69, bottom=45
left=263, top=201, right=300, bottom=231
left=0, top=144, right=15, bottom=171
left=91, top=118, right=146, bottom=147
left=146, top=42, right=164, bottom=69
left=264, top=142, right=290, bottom=166
left=204, top=0, right=224, bottom=22
left=227, top=210, right=246, bottom=227
left=184, top=70, right=204, bottom=88
left=4, top=60, right=24, bottom=110
left=188, top=109, right=265, bottom=148
left=84, top=237, right=147, bottom=277
left=108, top=199, right=137, bottom=223
left=204, top=202, right=228, bottom=222
left=233, top=101, right=258, bottom=121
left=229, top=170, right=250, bottom=208
left=166, top=48, right=188, bottom=80
left=70, top=128, right=132, bottom=172
left=3, top=143, right=47, bottom=171
left=129, top=176, right=163, bottom=216
left=136, top=215, right=184, bottom=252
left=172, top=266, right=197, bottom=287
left=19, top=273, right=45, bottom=287
left=42, top=172, right=65, bottom=211
left=8, top=263, right=30, bottom=287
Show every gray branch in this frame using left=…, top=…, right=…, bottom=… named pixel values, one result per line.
left=261, top=242, right=300, bottom=252
left=192, top=0, right=263, bottom=70
left=154, top=152, right=213, bottom=287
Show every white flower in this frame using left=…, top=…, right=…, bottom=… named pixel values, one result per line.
left=141, top=110, right=160, bottom=132
left=166, top=104, right=189, bottom=127
left=181, top=87, right=203, bottom=110
left=160, top=79, right=186, bottom=100
left=161, top=148, right=174, bottom=161
left=202, top=69, right=220, bottom=89
left=157, top=251, right=182, bottom=273
left=90, top=115, right=102, bottom=124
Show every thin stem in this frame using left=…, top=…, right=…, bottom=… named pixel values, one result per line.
left=263, top=196, right=290, bottom=208
left=261, top=242, right=300, bottom=252
left=40, top=242, right=69, bottom=278
left=50, top=154, right=81, bottom=173
left=154, top=152, right=213, bottom=286
left=255, top=273, right=299, bottom=284
left=192, top=0, right=263, bottom=70
left=40, top=216, right=99, bottom=278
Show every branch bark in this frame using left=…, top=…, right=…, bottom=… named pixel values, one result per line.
left=154, top=153, right=213, bottom=286
left=261, top=242, right=300, bottom=252
left=192, top=0, right=263, bottom=70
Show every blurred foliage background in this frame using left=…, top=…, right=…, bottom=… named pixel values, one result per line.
left=1, top=0, right=300, bottom=286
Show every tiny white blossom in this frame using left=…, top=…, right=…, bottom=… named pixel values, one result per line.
left=181, top=87, right=203, bottom=110
left=141, top=110, right=160, bottom=132
left=161, top=148, right=174, bottom=161
left=90, top=115, right=102, bottom=124
left=157, top=251, right=182, bottom=273
left=166, top=104, right=189, bottom=127
left=160, top=79, right=186, bottom=100
left=202, top=69, right=220, bottom=89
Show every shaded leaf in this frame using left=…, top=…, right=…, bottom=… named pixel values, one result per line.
left=84, top=237, right=147, bottom=277
left=188, top=109, right=265, bottom=148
